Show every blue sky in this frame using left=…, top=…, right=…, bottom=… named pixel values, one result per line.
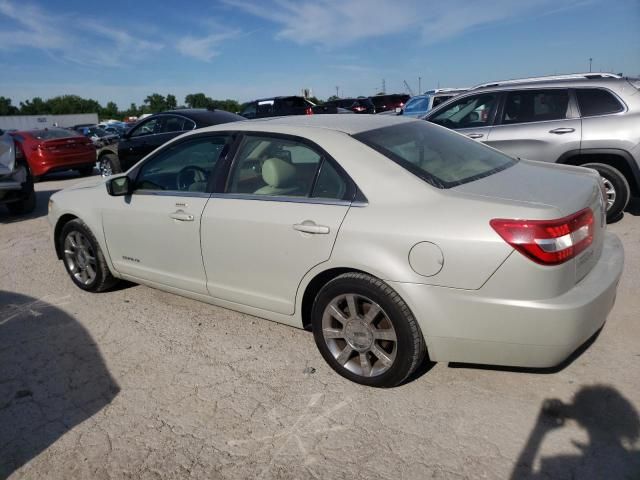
left=1, top=0, right=639, bottom=108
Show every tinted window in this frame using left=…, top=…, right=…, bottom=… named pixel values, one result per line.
left=430, top=93, right=498, bottom=129
left=576, top=88, right=624, bottom=117
left=312, top=160, right=347, bottom=200
left=501, top=90, right=569, bottom=124
left=432, top=95, right=453, bottom=108
left=130, top=118, right=162, bottom=137
left=228, top=136, right=325, bottom=197
left=161, top=116, right=193, bottom=133
left=404, top=97, right=429, bottom=113
left=135, top=136, right=231, bottom=193
left=29, top=128, right=78, bottom=140
left=354, top=122, right=515, bottom=188
left=241, top=102, right=257, bottom=119
left=256, top=101, right=275, bottom=116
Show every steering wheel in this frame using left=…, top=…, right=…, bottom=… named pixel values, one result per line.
left=176, top=165, right=208, bottom=191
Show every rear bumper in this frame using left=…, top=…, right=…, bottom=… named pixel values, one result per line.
left=29, top=153, right=95, bottom=176
left=390, top=232, right=624, bottom=368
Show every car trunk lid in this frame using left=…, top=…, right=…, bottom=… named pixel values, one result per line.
left=453, top=159, right=606, bottom=283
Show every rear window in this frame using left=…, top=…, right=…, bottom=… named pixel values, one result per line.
left=576, top=88, right=624, bottom=117
left=354, top=122, right=516, bottom=188
left=29, top=128, right=79, bottom=140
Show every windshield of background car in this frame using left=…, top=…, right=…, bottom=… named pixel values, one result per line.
left=404, top=97, right=429, bottom=113
left=30, top=128, right=79, bottom=140
left=353, top=122, right=516, bottom=188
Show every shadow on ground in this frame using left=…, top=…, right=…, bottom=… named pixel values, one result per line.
left=0, top=291, right=119, bottom=479
left=511, top=385, right=640, bottom=479
left=0, top=189, right=58, bottom=224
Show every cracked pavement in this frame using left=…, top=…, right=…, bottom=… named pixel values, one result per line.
left=1, top=174, right=639, bottom=479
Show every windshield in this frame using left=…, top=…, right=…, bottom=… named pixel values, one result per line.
left=404, top=97, right=430, bottom=113
left=30, top=128, right=78, bottom=140
left=353, top=122, right=516, bottom=188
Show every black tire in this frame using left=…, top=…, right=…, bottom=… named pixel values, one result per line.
left=311, top=272, right=426, bottom=387
left=7, top=189, right=36, bottom=215
left=582, top=163, right=630, bottom=222
left=77, top=165, right=95, bottom=176
left=59, top=219, right=118, bottom=292
left=98, top=154, right=121, bottom=177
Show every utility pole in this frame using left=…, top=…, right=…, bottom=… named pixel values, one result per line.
left=335, top=86, right=339, bottom=98
left=589, top=58, right=593, bottom=73
left=382, top=79, right=386, bottom=94
left=418, top=76, right=422, bottom=94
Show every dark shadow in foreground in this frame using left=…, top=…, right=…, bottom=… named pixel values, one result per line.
left=0, top=291, right=119, bottom=479
left=510, top=385, right=640, bottom=479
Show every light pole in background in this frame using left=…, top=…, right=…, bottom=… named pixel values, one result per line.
left=418, top=76, right=422, bottom=94
left=589, top=58, right=593, bottom=72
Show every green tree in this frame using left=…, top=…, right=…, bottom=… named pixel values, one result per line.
left=144, top=93, right=168, bottom=113
left=19, top=97, right=50, bottom=115
left=0, top=96, right=19, bottom=115
left=101, top=101, right=119, bottom=119
left=184, top=93, right=212, bottom=109
left=326, top=95, right=340, bottom=102
left=165, top=94, right=177, bottom=110
left=209, top=98, right=241, bottom=112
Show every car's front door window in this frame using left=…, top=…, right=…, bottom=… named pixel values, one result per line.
left=135, top=135, right=231, bottom=193
left=430, top=93, right=498, bottom=129
left=501, top=89, right=569, bottom=124
left=130, top=118, right=165, bottom=137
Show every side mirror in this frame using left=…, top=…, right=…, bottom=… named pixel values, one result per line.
left=106, top=175, right=131, bottom=196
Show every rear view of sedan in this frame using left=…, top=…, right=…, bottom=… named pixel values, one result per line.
left=48, top=115, right=623, bottom=387
left=12, top=128, right=95, bottom=181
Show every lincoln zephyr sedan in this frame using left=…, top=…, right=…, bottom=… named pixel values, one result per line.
left=48, top=115, right=624, bottom=387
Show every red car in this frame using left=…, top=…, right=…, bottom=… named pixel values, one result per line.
left=11, top=128, right=96, bottom=181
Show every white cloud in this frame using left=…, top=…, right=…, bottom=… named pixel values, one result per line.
left=222, top=0, right=589, bottom=47
left=177, top=30, right=241, bottom=62
left=0, top=0, right=162, bottom=67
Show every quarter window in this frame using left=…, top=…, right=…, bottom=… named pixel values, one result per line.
left=430, top=93, right=498, bottom=129
left=501, top=90, right=569, bottom=124
left=135, top=136, right=231, bottom=193
left=227, top=136, right=346, bottom=199
left=576, top=88, right=624, bottom=117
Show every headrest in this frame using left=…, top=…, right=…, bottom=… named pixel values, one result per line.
left=261, top=158, right=296, bottom=188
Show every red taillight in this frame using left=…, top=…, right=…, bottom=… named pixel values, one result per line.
left=490, top=208, right=594, bottom=265
left=353, top=106, right=365, bottom=112
left=305, top=107, right=313, bottom=115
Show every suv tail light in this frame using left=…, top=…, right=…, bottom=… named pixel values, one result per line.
left=490, top=208, right=594, bottom=265
left=305, top=107, right=313, bottom=115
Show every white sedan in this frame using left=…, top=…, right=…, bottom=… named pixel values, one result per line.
left=48, top=115, right=623, bottom=387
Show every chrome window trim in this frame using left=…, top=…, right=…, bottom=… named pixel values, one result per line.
left=132, top=190, right=211, bottom=198
left=210, top=192, right=366, bottom=207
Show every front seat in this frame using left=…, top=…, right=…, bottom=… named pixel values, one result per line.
left=254, top=157, right=298, bottom=196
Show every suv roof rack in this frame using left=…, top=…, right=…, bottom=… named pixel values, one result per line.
left=472, top=72, right=622, bottom=89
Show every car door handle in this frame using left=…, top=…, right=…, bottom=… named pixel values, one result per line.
left=549, top=128, right=575, bottom=134
left=293, top=222, right=330, bottom=234
left=466, top=133, right=484, bottom=139
left=169, top=211, right=194, bottom=222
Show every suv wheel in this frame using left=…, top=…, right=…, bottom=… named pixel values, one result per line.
left=582, top=163, right=630, bottom=222
left=311, top=272, right=426, bottom=387
left=99, top=154, right=121, bottom=177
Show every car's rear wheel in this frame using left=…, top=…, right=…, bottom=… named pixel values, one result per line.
left=311, top=272, right=426, bottom=387
left=99, top=154, right=121, bottom=177
left=582, top=163, right=630, bottom=222
left=59, top=219, right=118, bottom=292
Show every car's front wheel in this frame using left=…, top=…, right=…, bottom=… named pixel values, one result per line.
left=311, top=272, right=426, bottom=387
left=59, top=219, right=118, bottom=292
left=582, top=163, right=630, bottom=222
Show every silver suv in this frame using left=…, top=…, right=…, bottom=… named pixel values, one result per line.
left=424, top=73, right=640, bottom=221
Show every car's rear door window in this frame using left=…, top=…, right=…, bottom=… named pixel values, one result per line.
left=576, top=88, right=624, bottom=117
left=354, top=121, right=516, bottom=188
left=501, top=89, right=569, bottom=124
left=227, top=135, right=348, bottom=200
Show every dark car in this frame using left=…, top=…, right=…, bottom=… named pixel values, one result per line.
left=369, top=94, right=410, bottom=113
left=240, top=96, right=319, bottom=119
left=99, top=109, right=244, bottom=176
left=324, top=97, right=375, bottom=114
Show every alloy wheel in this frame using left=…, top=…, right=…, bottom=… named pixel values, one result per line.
left=602, top=177, right=616, bottom=210
left=321, top=293, right=397, bottom=377
left=63, top=231, right=97, bottom=285
left=100, top=158, right=113, bottom=177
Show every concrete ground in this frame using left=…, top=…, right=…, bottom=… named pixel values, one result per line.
left=1, top=173, right=639, bottom=480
